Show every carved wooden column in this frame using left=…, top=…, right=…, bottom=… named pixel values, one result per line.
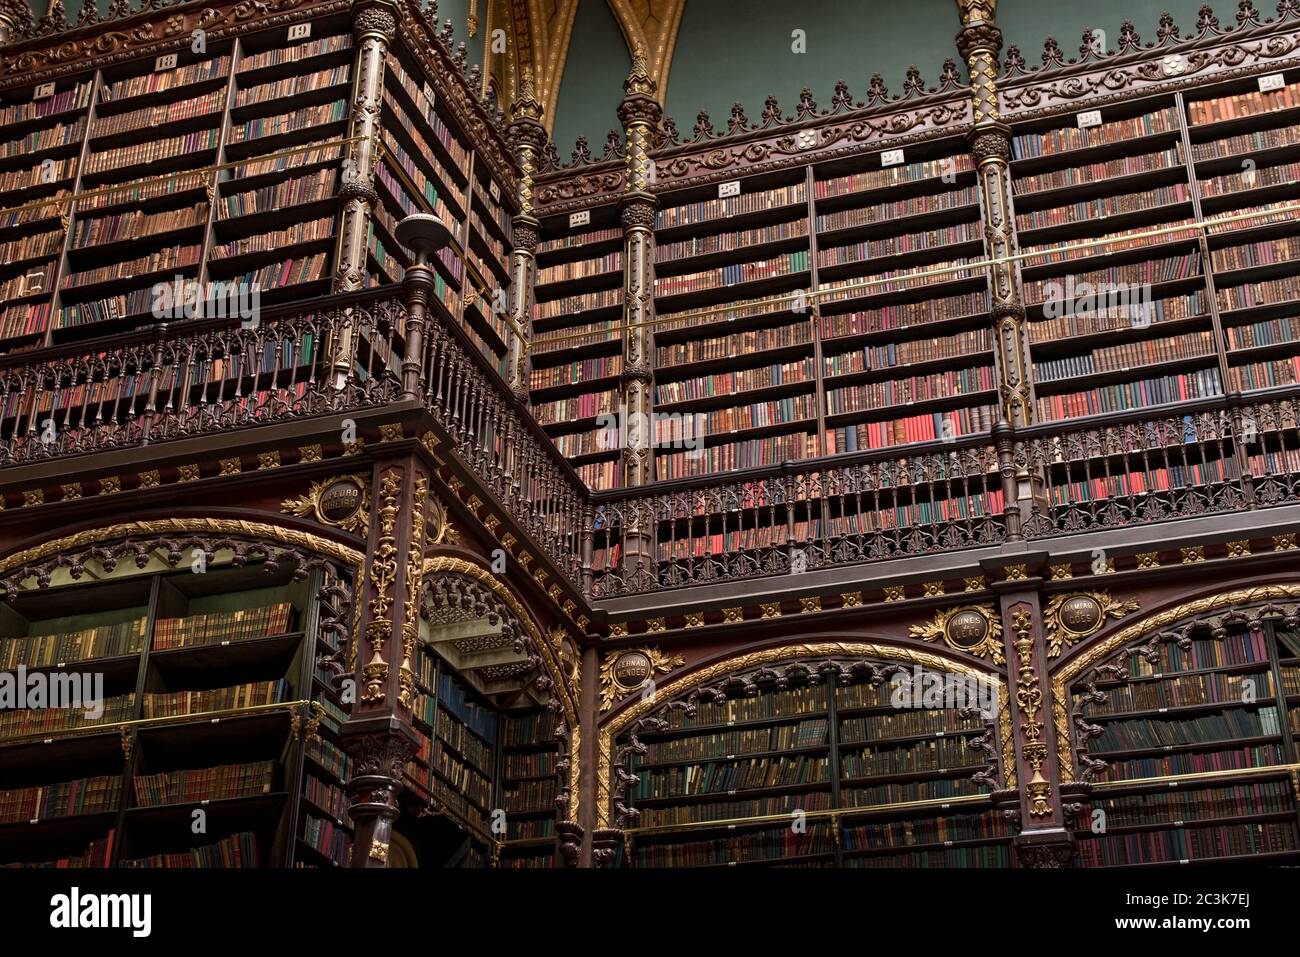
left=987, top=560, right=1076, bottom=866
left=342, top=451, right=431, bottom=867
left=954, top=0, right=1034, bottom=429
left=332, top=0, right=395, bottom=294
left=617, top=46, right=660, bottom=576
left=504, top=74, right=545, bottom=404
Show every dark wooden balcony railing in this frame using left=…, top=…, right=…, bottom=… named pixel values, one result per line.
left=420, top=299, right=586, bottom=587
left=590, top=437, right=1007, bottom=597
left=0, top=291, right=404, bottom=465
left=0, top=287, right=590, bottom=592
left=590, top=390, right=1300, bottom=597
left=4, top=286, right=1300, bottom=605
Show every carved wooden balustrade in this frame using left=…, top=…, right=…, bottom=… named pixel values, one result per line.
left=591, top=390, right=1300, bottom=596
left=0, top=290, right=405, bottom=464
left=0, top=284, right=591, bottom=591
left=592, top=435, right=1008, bottom=598
left=1016, top=391, right=1300, bottom=535
left=420, top=295, right=587, bottom=587
left=6, top=278, right=1300, bottom=604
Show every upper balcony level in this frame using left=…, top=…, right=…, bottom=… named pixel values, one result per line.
left=3, top=2, right=1300, bottom=617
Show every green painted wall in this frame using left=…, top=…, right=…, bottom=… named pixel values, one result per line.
left=999, top=0, right=1218, bottom=60
left=546, top=0, right=1251, bottom=153
left=551, top=0, right=630, bottom=159
left=662, top=0, right=963, bottom=136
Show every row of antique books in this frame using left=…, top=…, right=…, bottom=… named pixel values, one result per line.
left=2, top=618, right=148, bottom=669
left=153, top=601, right=294, bottom=650
left=1078, top=821, right=1298, bottom=865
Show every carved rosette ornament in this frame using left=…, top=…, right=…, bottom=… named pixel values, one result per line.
left=505, top=72, right=546, bottom=402
left=332, top=1, right=397, bottom=293
left=599, top=647, right=685, bottom=710
left=1044, top=591, right=1140, bottom=657
left=954, top=0, right=1035, bottom=427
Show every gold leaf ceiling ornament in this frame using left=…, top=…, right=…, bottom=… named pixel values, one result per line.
left=483, top=0, right=581, bottom=134
left=484, top=0, right=685, bottom=133
left=606, top=0, right=686, bottom=105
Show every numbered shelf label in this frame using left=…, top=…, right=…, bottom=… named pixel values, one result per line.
left=1259, top=72, right=1286, bottom=93
left=1076, top=110, right=1102, bottom=129
left=489, top=180, right=500, bottom=202
left=33, top=82, right=55, bottom=100
left=288, top=22, right=312, bottom=41
left=569, top=210, right=590, bottom=228
left=881, top=148, right=905, bottom=167
left=155, top=53, right=178, bottom=72
left=718, top=179, right=741, bottom=198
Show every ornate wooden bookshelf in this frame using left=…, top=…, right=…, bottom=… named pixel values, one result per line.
left=613, top=656, right=1006, bottom=868
left=1066, top=607, right=1300, bottom=866
left=0, top=558, right=350, bottom=868
left=398, top=637, right=560, bottom=868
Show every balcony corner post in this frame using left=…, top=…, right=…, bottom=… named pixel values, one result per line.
left=993, top=420, right=1022, bottom=541
left=395, top=215, right=454, bottom=402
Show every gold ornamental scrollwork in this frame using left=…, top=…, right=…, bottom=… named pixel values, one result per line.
left=362, top=470, right=403, bottom=704
left=1011, top=609, right=1052, bottom=818
left=1044, top=591, right=1139, bottom=658
left=281, top=473, right=371, bottom=534
left=909, top=603, right=1004, bottom=663
left=599, top=646, right=684, bottom=711
left=397, top=476, right=429, bottom=712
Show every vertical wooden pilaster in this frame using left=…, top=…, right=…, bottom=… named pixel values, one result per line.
left=574, top=644, right=600, bottom=866
left=955, top=0, right=1034, bottom=428
left=505, top=73, right=545, bottom=403
left=332, top=0, right=396, bottom=294
left=617, top=46, right=661, bottom=575
left=988, top=559, right=1076, bottom=866
left=342, top=450, right=431, bottom=867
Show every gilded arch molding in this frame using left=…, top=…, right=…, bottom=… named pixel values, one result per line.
left=483, top=0, right=580, bottom=133
left=1052, top=583, right=1300, bottom=783
left=0, top=517, right=364, bottom=577
left=597, top=638, right=1011, bottom=829
left=423, top=554, right=581, bottom=821
left=482, top=0, right=683, bottom=132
